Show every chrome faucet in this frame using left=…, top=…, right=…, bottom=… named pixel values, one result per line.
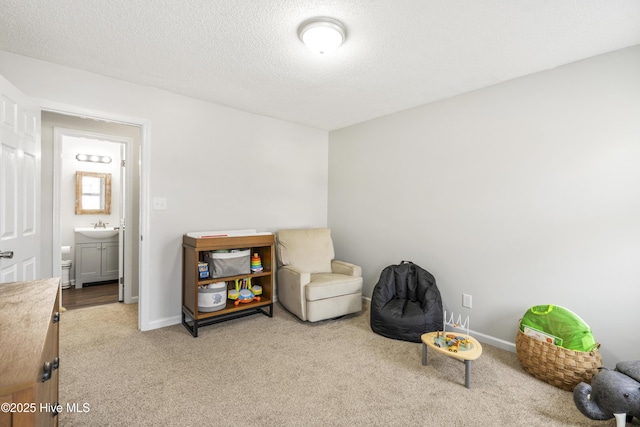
left=93, top=220, right=108, bottom=229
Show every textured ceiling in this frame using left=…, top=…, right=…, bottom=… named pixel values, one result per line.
left=1, top=1, right=639, bottom=130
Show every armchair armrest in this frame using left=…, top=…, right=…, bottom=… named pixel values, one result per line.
left=279, top=265, right=311, bottom=286
left=277, top=265, right=311, bottom=321
left=331, top=260, right=362, bottom=277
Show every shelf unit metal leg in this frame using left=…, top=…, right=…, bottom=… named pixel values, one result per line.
left=182, top=303, right=273, bottom=337
left=182, top=310, right=198, bottom=337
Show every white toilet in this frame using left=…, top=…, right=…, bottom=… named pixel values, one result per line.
left=61, top=260, right=72, bottom=289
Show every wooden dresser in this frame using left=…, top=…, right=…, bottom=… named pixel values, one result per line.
left=0, top=278, right=60, bottom=427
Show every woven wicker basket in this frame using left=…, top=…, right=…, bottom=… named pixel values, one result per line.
left=515, top=325, right=603, bottom=391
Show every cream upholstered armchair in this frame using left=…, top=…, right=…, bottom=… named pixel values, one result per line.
left=275, top=228, right=363, bottom=322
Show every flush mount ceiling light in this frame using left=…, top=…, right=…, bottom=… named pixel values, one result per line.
left=76, top=153, right=112, bottom=164
left=298, top=17, right=346, bottom=55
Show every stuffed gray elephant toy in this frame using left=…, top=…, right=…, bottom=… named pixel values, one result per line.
left=574, top=361, right=640, bottom=427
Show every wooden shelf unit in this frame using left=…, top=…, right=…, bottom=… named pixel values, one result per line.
left=181, top=233, right=274, bottom=337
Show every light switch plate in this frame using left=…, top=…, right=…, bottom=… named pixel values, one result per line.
left=463, top=294, right=472, bottom=309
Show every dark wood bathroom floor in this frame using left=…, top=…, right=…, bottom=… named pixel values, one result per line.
left=62, top=281, right=119, bottom=310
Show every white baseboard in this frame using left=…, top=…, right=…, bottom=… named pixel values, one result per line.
left=463, top=329, right=516, bottom=353
left=148, top=315, right=182, bottom=330
left=363, top=296, right=516, bottom=352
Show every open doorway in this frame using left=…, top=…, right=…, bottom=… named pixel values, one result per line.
left=44, top=111, right=141, bottom=313
left=57, top=129, right=128, bottom=308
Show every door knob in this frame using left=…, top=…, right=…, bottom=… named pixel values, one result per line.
left=0, top=250, right=13, bottom=259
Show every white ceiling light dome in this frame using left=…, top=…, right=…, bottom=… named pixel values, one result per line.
left=298, top=17, right=347, bottom=55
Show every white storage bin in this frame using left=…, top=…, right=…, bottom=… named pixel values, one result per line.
left=198, top=282, right=227, bottom=312
left=205, top=249, right=250, bottom=278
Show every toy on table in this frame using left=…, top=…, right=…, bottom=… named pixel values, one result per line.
left=232, top=277, right=261, bottom=306
left=434, top=311, right=473, bottom=352
left=250, top=253, right=263, bottom=272
left=447, top=339, right=460, bottom=353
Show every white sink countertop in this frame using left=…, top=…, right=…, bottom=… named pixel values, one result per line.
left=75, top=227, right=119, bottom=239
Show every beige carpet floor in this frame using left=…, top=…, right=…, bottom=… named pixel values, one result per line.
left=58, top=302, right=633, bottom=427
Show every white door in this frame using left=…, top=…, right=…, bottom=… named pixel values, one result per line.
left=0, top=75, right=41, bottom=282
left=118, top=144, right=125, bottom=301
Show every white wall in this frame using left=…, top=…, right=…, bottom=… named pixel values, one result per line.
left=0, top=50, right=329, bottom=330
left=329, top=45, right=640, bottom=365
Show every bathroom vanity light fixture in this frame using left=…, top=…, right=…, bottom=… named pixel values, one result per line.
left=298, top=17, right=346, bottom=55
left=76, top=154, right=112, bottom=164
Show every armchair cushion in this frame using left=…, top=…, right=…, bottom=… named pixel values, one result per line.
left=276, top=228, right=334, bottom=273
left=307, top=273, right=363, bottom=301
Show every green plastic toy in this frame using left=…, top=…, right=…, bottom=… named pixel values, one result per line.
left=520, top=304, right=597, bottom=352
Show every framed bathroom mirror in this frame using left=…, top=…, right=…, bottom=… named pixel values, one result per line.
left=75, top=171, right=112, bottom=215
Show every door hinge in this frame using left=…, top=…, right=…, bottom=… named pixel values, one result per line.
left=119, top=277, right=124, bottom=284
left=121, top=159, right=125, bottom=167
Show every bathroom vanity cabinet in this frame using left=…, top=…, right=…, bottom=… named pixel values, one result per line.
left=75, top=232, right=119, bottom=288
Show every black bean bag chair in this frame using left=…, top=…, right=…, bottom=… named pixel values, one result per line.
left=370, top=261, right=443, bottom=342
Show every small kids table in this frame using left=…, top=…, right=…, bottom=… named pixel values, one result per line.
left=421, top=331, right=483, bottom=389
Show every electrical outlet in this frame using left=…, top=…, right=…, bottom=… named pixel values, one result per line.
left=153, top=197, right=167, bottom=210
left=462, top=293, right=472, bottom=309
